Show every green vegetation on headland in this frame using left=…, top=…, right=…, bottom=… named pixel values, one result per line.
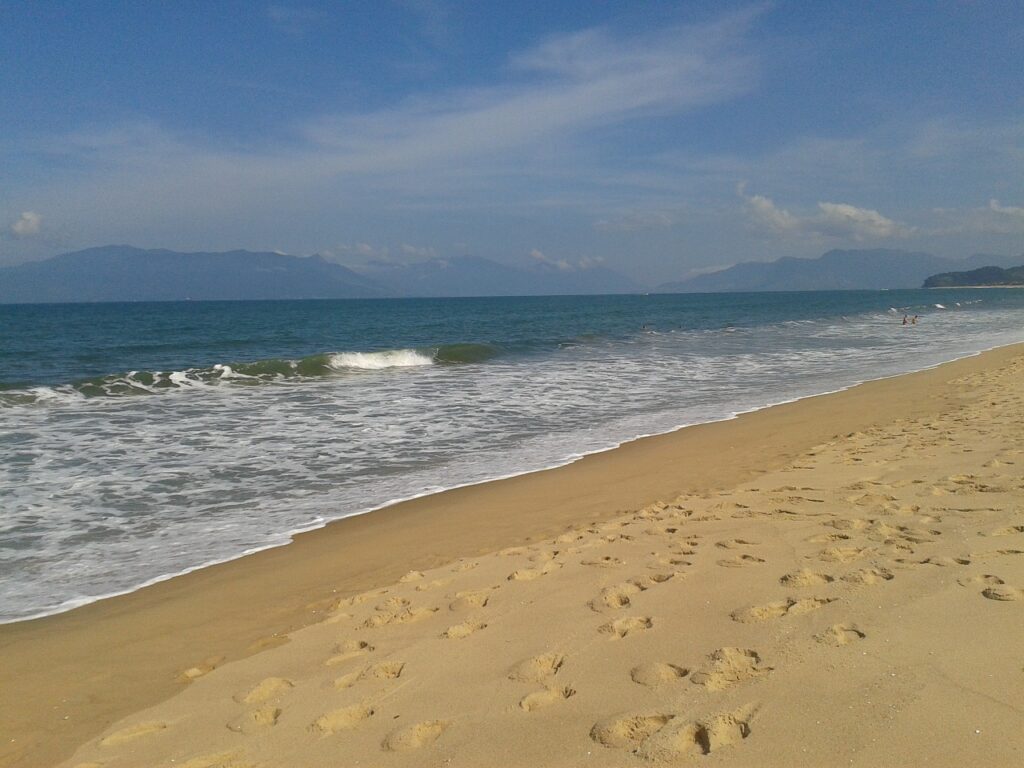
left=923, top=265, right=1024, bottom=288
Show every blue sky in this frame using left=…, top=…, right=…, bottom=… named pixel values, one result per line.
left=1, top=1, right=1022, bottom=284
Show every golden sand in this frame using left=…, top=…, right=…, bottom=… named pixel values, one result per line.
left=2, top=344, right=1023, bottom=767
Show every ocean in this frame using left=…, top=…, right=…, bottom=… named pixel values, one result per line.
left=2, top=289, right=1024, bottom=623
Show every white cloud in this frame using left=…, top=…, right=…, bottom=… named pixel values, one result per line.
left=739, top=186, right=913, bottom=241
left=400, top=243, right=437, bottom=259
left=529, top=248, right=572, bottom=271
left=10, top=211, right=43, bottom=237
left=739, top=184, right=800, bottom=234
left=814, top=202, right=911, bottom=239
left=989, top=199, right=1024, bottom=219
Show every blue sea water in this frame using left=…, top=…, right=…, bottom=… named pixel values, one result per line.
left=2, top=289, right=1024, bottom=623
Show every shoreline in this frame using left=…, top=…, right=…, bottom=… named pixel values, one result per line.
left=2, top=342, right=1023, bottom=767
left=3, top=340, right=1018, bottom=628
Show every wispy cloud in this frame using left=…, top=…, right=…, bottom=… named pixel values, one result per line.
left=739, top=184, right=914, bottom=241
left=529, top=247, right=572, bottom=271
left=299, top=9, right=760, bottom=172
left=989, top=198, right=1024, bottom=220
left=9, top=211, right=42, bottom=237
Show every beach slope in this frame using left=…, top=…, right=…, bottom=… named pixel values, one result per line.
left=4, top=346, right=1024, bottom=767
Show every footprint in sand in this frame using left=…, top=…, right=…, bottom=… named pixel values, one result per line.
left=310, top=704, right=374, bottom=735
left=957, top=574, right=1004, bottom=587
left=814, top=623, right=866, bottom=646
left=362, top=606, right=437, bottom=629
left=226, top=705, right=281, bottom=734
left=590, top=582, right=643, bottom=612
left=333, top=670, right=363, bottom=690
left=589, top=574, right=674, bottom=612
left=581, top=555, right=625, bottom=568
left=779, top=569, right=834, bottom=587
left=364, top=661, right=405, bottom=679
left=99, top=721, right=168, bottom=747
left=529, top=548, right=561, bottom=563
left=508, top=653, right=565, bottom=682
left=981, top=586, right=1024, bottom=601
left=325, top=639, right=374, bottom=667
left=690, top=648, right=770, bottom=691
left=599, top=616, right=653, bottom=639
left=730, top=597, right=834, bottom=623
left=715, top=539, right=759, bottom=550
left=630, top=663, right=688, bottom=687
left=716, top=554, right=766, bottom=568
left=382, top=720, right=450, bottom=751
left=635, top=710, right=754, bottom=762
left=442, top=619, right=487, bottom=639
left=590, top=713, right=674, bottom=749
left=841, top=567, right=894, bottom=586
left=449, top=588, right=494, bottom=611
left=638, top=572, right=675, bottom=587
left=179, top=655, right=225, bottom=682
left=897, top=556, right=970, bottom=568
left=508, top=563, right=560, bottom=581
left=817, top=547, right=869, bottom=563
left=519, top=686, right=576, bottom=711
left=656, top=556, right=693, bottom=567
left=233, top=677, right=294, bottom=705
left=335, top=661, right=405, bottom=689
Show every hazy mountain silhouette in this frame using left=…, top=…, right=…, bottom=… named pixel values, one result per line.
left=0, top=246, right=641, bottom=303
left=657, top=249, right=1023, bottom=293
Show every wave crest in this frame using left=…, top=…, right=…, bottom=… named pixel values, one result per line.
left=0, top=343, right=502, bottom=405
left=328, top=349, right=434, bottom=370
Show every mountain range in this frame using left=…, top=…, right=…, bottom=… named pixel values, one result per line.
left=1, top=245, right=1021, bottom=303
left=0, top=246, right=639, bottom=303
left=655, top=249, right=1023, bottom=293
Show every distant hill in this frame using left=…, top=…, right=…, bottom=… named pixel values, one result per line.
left=353, top=255, right=641, bottom=298
left=657, top=249, right=1023, bottom=293
left=923, top=265, right=1024, bottom=288
left=0, top=246, right=641, bottom=303
left=0, top=246, right=383, bottom=303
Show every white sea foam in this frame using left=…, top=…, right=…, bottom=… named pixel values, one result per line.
left=327, top=349, right=434, bottom=369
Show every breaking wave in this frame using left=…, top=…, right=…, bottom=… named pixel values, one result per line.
left=0, top=343, right=501, bottom=405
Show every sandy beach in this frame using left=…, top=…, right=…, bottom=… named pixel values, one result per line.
left=3, top=344, right=1024, bottom=767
